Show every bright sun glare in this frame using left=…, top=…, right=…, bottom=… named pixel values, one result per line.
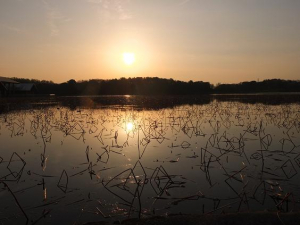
left=126, top=122, right=134, bottom=131
left=122, top=52, right=136, bottom=65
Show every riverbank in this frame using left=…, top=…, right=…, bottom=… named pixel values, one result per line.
left=83, top=212, right=300, bottom=225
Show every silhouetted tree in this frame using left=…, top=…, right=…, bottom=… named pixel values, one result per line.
left=6, top=77, right=300, bottom=96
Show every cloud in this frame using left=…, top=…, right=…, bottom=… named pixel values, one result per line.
left=0, top=23, right=22, bottom=33
left=179, top=0, right=190, bottom=6
left=87, top=0, right=102, bottom=3
left=87, top=0, right=132, bottom=20
left=42, top=0, right=70, bottom=36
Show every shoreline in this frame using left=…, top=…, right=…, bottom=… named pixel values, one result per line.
left=83, top=212, right=300, bottom=225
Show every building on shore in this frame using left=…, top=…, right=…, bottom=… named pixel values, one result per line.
left=0, top=77, right=38, bottom=97
left=0, top=76, right=19, bottom=97
left=14, top=83, right=38, bottom=95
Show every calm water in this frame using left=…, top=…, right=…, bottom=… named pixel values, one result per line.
left=0, top=95, right=300, bottom=224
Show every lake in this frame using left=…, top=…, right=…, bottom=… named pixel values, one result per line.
left=0, top=95, right=300, bottom=224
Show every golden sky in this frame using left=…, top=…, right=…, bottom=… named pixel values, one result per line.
left=0, top=0, right=300, bottom=84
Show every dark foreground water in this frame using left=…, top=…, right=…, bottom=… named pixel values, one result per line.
left=0, top=95, right=300, bottom=224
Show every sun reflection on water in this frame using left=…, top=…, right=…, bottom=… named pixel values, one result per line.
left=126, top=122, right=134, bottom=131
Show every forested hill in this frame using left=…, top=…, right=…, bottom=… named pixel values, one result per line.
left=10, top=77, right=300, bottom=95
left=214, top=79, right=300, bottom=94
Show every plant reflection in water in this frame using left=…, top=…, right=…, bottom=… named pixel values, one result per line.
left=0, top=97, right=300, bottom=224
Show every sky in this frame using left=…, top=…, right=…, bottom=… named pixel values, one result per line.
left=0, top=0, right=300, bottom=84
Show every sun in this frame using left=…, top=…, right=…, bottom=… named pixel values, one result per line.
left=122, top=52, right=136, bottom=65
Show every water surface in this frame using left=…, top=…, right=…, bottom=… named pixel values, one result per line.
left=0, top=95, right=300, bottom=224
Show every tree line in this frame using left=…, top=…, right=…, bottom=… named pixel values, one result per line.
left=10, top=77, right=300, bottom=95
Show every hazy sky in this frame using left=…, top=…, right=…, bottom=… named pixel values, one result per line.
left=1, top=0, right=300, bottom=84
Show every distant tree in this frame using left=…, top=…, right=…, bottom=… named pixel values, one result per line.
left=7, top=76, right=300, bottom=96
left=67, top=79, right=76, bottom=85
